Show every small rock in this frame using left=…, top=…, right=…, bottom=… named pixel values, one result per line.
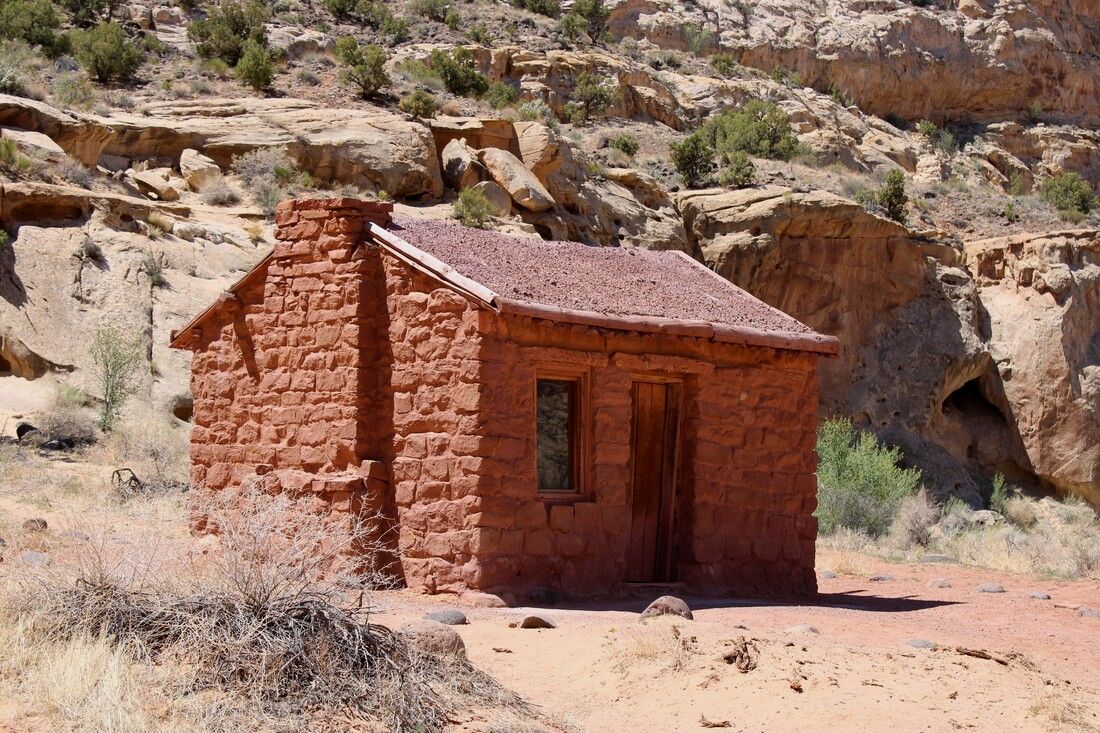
left=969, top=510, right=1003, bottom=526
left=20, top=550, right=52, bottom=567
left=131, top=169, right=180, bottom=202
left=1080, top=607, right=1100, bottom=618
left=977, top=583, right=1005, bottom=593
left=928, top=578, right=951, bottom=589
left=906, top=639, right=935, bottom=649
left=21, top=518, right=47, bottom=532
left=423, top=609, right=468, bottom=626
left=784, top=624, right=819, bottom=634
left=179, top=148, right=222, bottom=191
left=519, top=614, right=557, bottom=629
left=460, top=591, right=507, bottom=608
left=920, top=554, right=954, bottom=563
left=61, top=530, right=91, bottom=542
left=640, top=595, right=693, bottom=620
left=397, top=620, right=466, bottom=657
left=819, top=570, right=837, bottom=579
left=1028, top=592, right=1052, bottom=600
left=869, top=574, right=894, bottom=582
left=1055, top=602, right=1082, bottom=611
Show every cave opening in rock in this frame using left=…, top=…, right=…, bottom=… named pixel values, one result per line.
left=0, top=353, right=10, bottom=375
left=171, top=395, right=194, bottom=423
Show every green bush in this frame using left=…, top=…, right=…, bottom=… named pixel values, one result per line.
left=876, top=169, right=908, bottom=223
left=399, top=88, right=438, bottom=118
left=1040, top=172, right=1094, bottom=217
left=511, top=0, right=558, bottom=17
left=0, top=229, right=8, bottom=248
left=454, top=187, right=491, bottom=228
left=73, top=22, right=143, bottom=83
left=90, top=326, right=143, bottom=432
left=703, top=99, right=800, bottom=161
left=323, top=0, right=356, bottom=17
left=564, top=71, right=618, bottom=123
left=683, top=22, right=712, bottom=56
left=669, top=132, right=714, bottom=188
left=916, top=119, right=937, bottom=138
left=334, top=36, right=389, bottom=97
left=429, top=47, right=488, bottom=97
left=560, top=12, right=586, bottom=43
left=51, top=71, right=97, bottom=109
left=989, top=473, right=1010, bottom=513
left=188, top=0, right=268, bottom=65
left=235, top=39, right=274, bottom=91
left=710, top=53, right=737, bottom=78
left=394, top=58, right=442, bottom=88
left=717, top=149, right=754, bottom=188
left=0, top=0, right=68, bottom=56
left=816, top=418, right=922, bottom=538
left=0, top=57, right=27, bottom=95
left=61, top=0, right=123, bottom=26
left=379, top=15, right=409, bottom=45
left=467, top=23, right=490, bottom=45
left=483, top=81, right=518, bottom=109
left=411, top=0, right=449, bottom=21
left=608, top=133, right=639, bottom=157
left=562, top=0, right=609, bottom=43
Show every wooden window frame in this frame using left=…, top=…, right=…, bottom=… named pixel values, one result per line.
left=533, top=366, right=591, bottom=502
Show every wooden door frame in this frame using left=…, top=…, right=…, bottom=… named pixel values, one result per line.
left=626, top=375, right=684, bottom=583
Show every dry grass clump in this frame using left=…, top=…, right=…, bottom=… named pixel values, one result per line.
left=98, top=413, right=189, bottom=497
left=612, top=619, right=698, bottom=674
left=1029, top=693, right=1099, bottom=733
left=4, top=485, right=534, bottom=732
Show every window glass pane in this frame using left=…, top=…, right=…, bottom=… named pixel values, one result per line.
left=537, top=379, right=575, bottom=492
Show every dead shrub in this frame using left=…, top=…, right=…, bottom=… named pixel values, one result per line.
left=1002, top=496, right=1038, bottom=528
left=103, top=415, right=189, bottom=497
left=20, top=484, right=535, bottom=732
left=886, top=488, right=939, bottom=549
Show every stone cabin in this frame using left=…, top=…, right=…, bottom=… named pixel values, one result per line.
left=170, top=198, right=839, bottom=598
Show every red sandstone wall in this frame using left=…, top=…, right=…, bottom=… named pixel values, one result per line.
left=474, top=316, right=820, bottom=597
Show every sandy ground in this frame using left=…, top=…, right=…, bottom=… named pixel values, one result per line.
left=0, top=452, right=1098, bottom=733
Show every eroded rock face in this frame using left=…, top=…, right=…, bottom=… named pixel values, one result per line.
left=964, top=230, right=1100, bottom=505
left=608, top=0, right=1100, bottom=125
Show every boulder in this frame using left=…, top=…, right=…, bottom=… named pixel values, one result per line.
left=131, top=169, right=180, bottom=201
left=430, top=117, right=516, bottom=157
left=0, top=94, right=112, bottom=166
left=127, top=3, right=153, bottom=29
left=519, top=614, right=557, bottom=629
left=478, top=148, right=554, bottom=212
left=460, top=591, right=507, bottom=608
left=152, top=5, right=184, bottom=26
left=441, top=138, right=484, bottom=191
left=398, top=620, right=466, bottom=657
left=423, top=609, right=468, bottom=626
left=471, top=180, right=511, bottom=216
left=514, top=121, right=561, bottom=184
left=179, top=148, right=221, bottom=191
left=640, top=595, right=693, bottom=620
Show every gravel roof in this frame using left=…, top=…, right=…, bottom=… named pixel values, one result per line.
left=389, top=216, right=821, bottom=338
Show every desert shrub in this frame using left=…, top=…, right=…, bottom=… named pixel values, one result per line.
left=565, top=71, right=618, bottom=123
left=188, top=0, right=268, bottom=66
left=90, top=326, right=143, bottom=432
left=562, top=0, right=609, bottom=43
left=710, top=53, right=737, bottom=78
left=1027, top=100, right=1044, bottom=122
left=55, top=156, right=92, bottom=187
left=517, top=99, right=556, bottom=124
left=200, top=177, right=240, bottom=205
left=770, top=66, right=801, bottom=87
left=467, top=23, right=490, bottom=45
left=560, top=11, right=586, bottom=42
left=988, top=473, right=1010, bottom=513
left=429, top=47, right=488, bottom=97
left=394, top=58, right=442, bottom=88
left=858, top=169, right=908, bottom=223
left=669, top=132, right=714, bottom=188
left=141, top=250, right=168, bottom=288
left=235, top=39, right=274, bottom=91
left=512, top=0, right=558, bottom=15
left=60, top=0, right=124, bottom=26
left=334, top=37, right=389, bottom=98
left=608, top=133, right=639, bottom=157
left=703, top=99, right=800, bottom=161
left=683, top=22, right=712, bottom=56
left=72, top=22, right=143, bottom=83
left=916, top=119, right=937, bottom=138
left=0, top=229, right=8, bottom=248
left=0, top=137, right=20, bottom=169
left=816, top=417, right=922, bottom=538
left=399, top=88, right=438, bottom=118
left=52, top=71, right=98, bottom=109
left=107, top=414, right=189, bottom=492
left=484, top=81, right=518, bottom=110
left=232, top=147, right=308, bottom=216
left=716, top=149, right=754, bottom=188
left=1039, top=172, right=1094, bottom=217
left=454, top=187, right=492, bottom=228
left=825, top=85, right=852, bottom=107
left=411, top=0, right=449, bottom=21
left=886, top=489, right=939, bottom=549
left=0, top=57, right=27, bottom=95
left=379, top=14, right=409, bottom=45
left=1002, top=495, right=1038, bottom=528
left=0, top=0, right=67, bottom=55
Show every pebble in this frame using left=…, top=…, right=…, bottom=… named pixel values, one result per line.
left=423, top=609, right=468, bottom=626
left=819, top=570, right=837, bottom=579
left=61, top=530, right=91, bottom=542
left=21, top=518, right=47, bottom=532
left=519, top=614, right=557, bottom=629
left=977, top=583, right=1006, bottom=593
left=906, top=639, right=935, bottom=649
left=1080, top=607, right=1100, bottom=619
left=1028, top=592, right=1052, bottom=600
left=784, top=624, right=819, bottom=634
left=928, top=578, right=951, bottom=589
left=869, top=574, right=894, bottom=582
left=20, top=550, right=52, bottom=567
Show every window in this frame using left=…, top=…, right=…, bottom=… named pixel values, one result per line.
left=536, top=378, right=579, bottom=494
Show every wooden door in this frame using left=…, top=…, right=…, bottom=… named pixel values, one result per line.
left=626, top=381, right=680, bottom=583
